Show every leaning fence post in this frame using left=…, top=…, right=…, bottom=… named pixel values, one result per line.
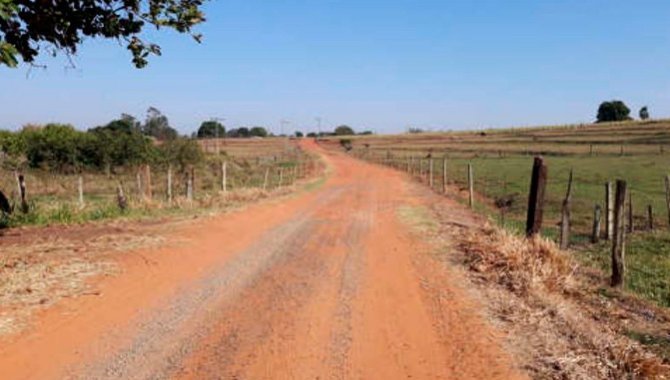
left=611, top=180, right=627, bottom=287
left=525, top=156, right=548, bottom=237
left=648, top=205, right=654, bottom=230
left=468, top=163, right=474, bottom=209
left=592, top=204, right=602, bottom=243
left=559, top=169, right=574, bottom=249
left=605, top=181, right=614, bottom=240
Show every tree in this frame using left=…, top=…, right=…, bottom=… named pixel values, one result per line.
left=142, top=107, right=178, bottom=141
left=249, top=126, right=268, bottom=137
left=596, top=100, right=631, bottom=123
left=306, top=132, right=317, bottom=138
left=237, top=127, right=250, bottom=138
left=639, top=106, right=650, bottom=121
left=157, top=137, right=203, bottom=173
left=23, top=124, right=84, bottom=171
left=334, top=125, right=355, bottom=136
left=295, top=131, right=304, bottom=138
left=0, top=0, right=206, bottom=68
left=196, top=121, right=225, bottom=139
left=88, top=116, right=153, bottom=172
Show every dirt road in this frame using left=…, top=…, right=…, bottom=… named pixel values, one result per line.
left=0, top=141, right=525, bottom=379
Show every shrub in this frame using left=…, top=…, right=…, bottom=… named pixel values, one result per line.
left=596, top=100, right=631, bottom=123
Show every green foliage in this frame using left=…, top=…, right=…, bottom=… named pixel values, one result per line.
left=295, top=131, right=304, bottom=138
left=158, top=137, right=204, bottom=172
left=142, top=107, right=178, bottom=141
left=196, top=120, right=225, bottom=138
left=306, top=132, right=317, bottom=138
left=227, top=127, right=250, bottom=138
left=88, top=116, right=154, bottom=170
left=359, top=130, right=373, bottom=135
left=597, top=100, right=632, bottom=123
left=334, top=125, right=355, bottom=136
left=23, top=124, right=86, bottom=172
left=640, top=106, right=650, bottom=121
left=249, top=126, right=268, bottom=137
left=0, top=0, right=206, bottom=68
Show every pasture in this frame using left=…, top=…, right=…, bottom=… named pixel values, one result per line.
left=323, top=120, right=670, bottom=306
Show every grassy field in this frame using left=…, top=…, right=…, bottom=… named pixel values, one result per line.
left=323, top=120, right=670, bottom=307
left=0, top=138, right=318, bottom=228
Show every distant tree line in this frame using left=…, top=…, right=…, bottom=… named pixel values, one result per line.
left=0, top=108, right=202, bottom=174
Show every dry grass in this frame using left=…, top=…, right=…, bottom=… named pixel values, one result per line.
left=454, top=223, right=670, bottom=379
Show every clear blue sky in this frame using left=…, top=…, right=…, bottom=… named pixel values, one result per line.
left=1, top=0, right=669, bottom=135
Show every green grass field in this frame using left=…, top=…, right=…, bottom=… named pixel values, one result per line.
left=323, top=120, right=670, bottom=307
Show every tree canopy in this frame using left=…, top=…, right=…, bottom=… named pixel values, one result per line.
left=334, top=125, right=355, bottom=136
left=249, top=126, right=268, bottom=137
left=0, top=0, right=206, bottom=68
left=142, top=107, right=178, bottom=140
left=639, top=106, right=650, bottom=121
left=196, top=120, right=225, bottom=138
left=596, top=100, right=631, bottom=123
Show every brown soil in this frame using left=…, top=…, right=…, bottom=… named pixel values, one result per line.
left=0, top=140, right=526, bottom=379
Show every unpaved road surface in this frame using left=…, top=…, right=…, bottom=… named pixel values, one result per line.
left=0, top=141, right=526, bottom=379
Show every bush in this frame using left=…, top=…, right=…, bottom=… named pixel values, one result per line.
left=334, top=125, right=355, bottom=136
left=158, top=137, right=204, bottom=173
left=639, top=106, right=650, bottom=121
left=196, top=120, right=225, bottom=138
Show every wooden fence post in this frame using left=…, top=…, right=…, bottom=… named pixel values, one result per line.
left=263, top=168, right=270, bottom=190
left=17, top=174, right=28, bottom=213
left=559, top=169, right=574, bottom=249
left=78, top=176, right=84, bottom=208
left=627, top=192, right=634, bottom=233
left=117, top=182, right=127, bottom=211
left=648, top=205, right=654, bottom=230
left=611, top=180, right=627, bottom=287
left=167, top=165, right=173, bottom=205
left=279, top=168, right=284, bottom=187
left=665, top=175, right=670, bottom=227
left=222, top=161, right=228, bottom=193
left=186, top=167, right=194, bottom=202
left=525, top=156, right=548, bottom=237
left=592, top=204, right=602, bottom=243
left=429, top=159, right=434, bottom=189
left=144, top=164, right=152, bottom=200
left=605, top=181, right=614, bottom=240
left=468, top=163, right=474, bottom=209
left=442, top=157, right=448, bottom=193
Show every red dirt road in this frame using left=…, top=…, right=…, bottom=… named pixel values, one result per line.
left=0, top=141, right=526, bottom=379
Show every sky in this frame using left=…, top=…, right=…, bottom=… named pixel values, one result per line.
left=1, top=0, right=669, bottom=135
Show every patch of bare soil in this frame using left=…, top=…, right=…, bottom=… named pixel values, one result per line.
left=410, top=183, right=670, bottom=379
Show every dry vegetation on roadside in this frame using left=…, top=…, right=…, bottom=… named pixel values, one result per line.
left=402, top=182, right=670, bottom=379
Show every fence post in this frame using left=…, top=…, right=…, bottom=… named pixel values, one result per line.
left=525, top=156, right=548, bottom=237
left=144, top=164, right=152, bottom=200
left=442, top=157, right=448, bottom=193
left=591, top=204, right=602, bottom=243
left=186, top=167, right=194, bottom=203
left=429, top=159, right=434, bottom=189
left=167, top=165, right=173, bottom=205
left=263, top=168, right=270, bottom=190
left=648, top=205, right=654, bottom=230
left=117, top=182, right=127, bottom=211
left=611, top=180, right=627, bottom=287
left=279, top=168, right=284, bottom=187
left=17, top=174, right=28, bottom=213
left=627, top=192, right=634, bottom=233
left=468, top=163, right=474, bottom=209
left=222, top=161, right=228, bottom=193
left=605, top=181, right=614, bottom=240
left=665, top=175, right=670, bottom=227
left=559, top=169, right=574, bottom=249
left=78, top=176, right=84, bottom=208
